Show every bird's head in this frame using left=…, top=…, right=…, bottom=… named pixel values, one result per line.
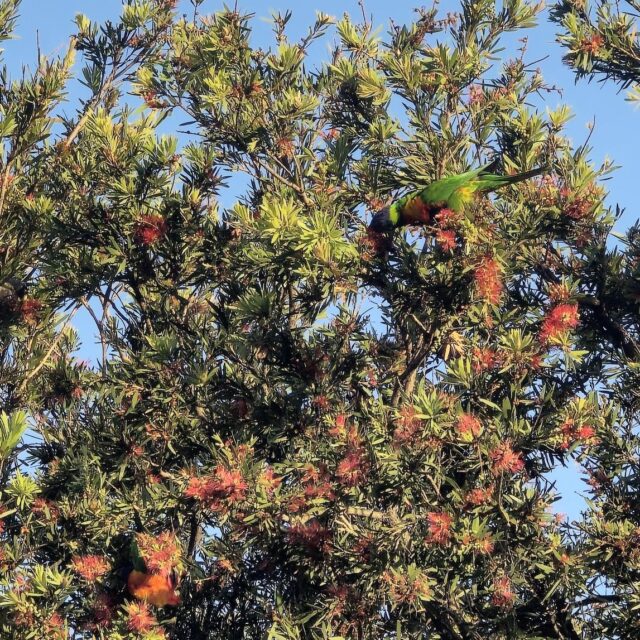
left=369, top=207, right=395, bottom=233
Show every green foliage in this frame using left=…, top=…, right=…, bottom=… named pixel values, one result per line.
left=0, top=411, right=26, bottom=460
left=551, top=0, right=640, bottom=101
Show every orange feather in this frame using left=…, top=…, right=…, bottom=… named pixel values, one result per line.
left=402, top=196, right=431, bottom=225
left=127, top=570, right=181, bottom=607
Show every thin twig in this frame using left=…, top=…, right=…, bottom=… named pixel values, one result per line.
left=252, top=157, right=313, bottom=207
left=17, top=304, right=81, bottom=394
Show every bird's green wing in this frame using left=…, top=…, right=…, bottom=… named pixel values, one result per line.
left=476, top=165, right=549, bottom=191
left=129, top=537, right=146, bottom=572
left=418, top=165, right=489, bottom=204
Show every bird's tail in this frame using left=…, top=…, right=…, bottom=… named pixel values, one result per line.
left=480, top=164, right=550, bottom=190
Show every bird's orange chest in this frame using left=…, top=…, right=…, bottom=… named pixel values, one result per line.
left=402, top=196, right=431, bottom=224
left=128, top=570, right=181, bottom=606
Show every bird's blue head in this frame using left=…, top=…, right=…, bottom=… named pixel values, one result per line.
left=369, top=206, right=395, bottom=233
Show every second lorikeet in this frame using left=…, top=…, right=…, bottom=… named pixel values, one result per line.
left=127, top=570, right=181, bottom=607
left=368, top=162, right=548, bottom=232
left=125, top=536, right=181, bottom=607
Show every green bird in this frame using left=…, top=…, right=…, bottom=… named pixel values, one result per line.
left=368, top=162, right=548, bottom=232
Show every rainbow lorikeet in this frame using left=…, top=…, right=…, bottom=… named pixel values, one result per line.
left=127, top=570, right=181, bottom=607
left=368, top=163, right=548, bottom=232
left=125, top=537, right=181, bottom=607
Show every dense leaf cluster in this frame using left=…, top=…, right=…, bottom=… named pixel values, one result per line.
left=551, top=0, right=640, bottom=101
left=0, top=1, right=638, bottom=638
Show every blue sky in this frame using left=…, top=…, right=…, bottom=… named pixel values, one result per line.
left=5, top=0, right=638, bottom=229
left=4, top=0, right=634, bottom=520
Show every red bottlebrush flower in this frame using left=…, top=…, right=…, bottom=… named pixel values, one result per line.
left=127, top=571, right=181, bottom=607
left=136, top=531, right=181, bottom=578
left=184, top=476, right=213, bottom=501
left=325, top=583, right=350, bottom=618
left=577, top=424, right=596, bottom=440
left=246, top=81, right=263, bottom=96
left=134, top=214, right=167, bottom=246
left=70, top=555, right=110, bottom=582
left=91, top=594, right=114, bottom=629
left=275, top=137, right=295, bottom=159
left=353, top=533, right=374, bottom=562
left=559, top=419, right=575, bottom=450
left=215, top=466, right=249, bottom=502
left=465, top=486, right=494, bottom=507
left=31, top=498, right=60, bottom=522
left=44, top=613, right=66, bottom=640
left=13, top=609, right=35, bottom=628
left=320, top=127, right=339, bottom=142
left=559, top=185, right=572, bottom=200
left=124, top=601, right=156, bottom=633
left=548, top=282, right=571, bottom=303
left=258, top=466, right=281, bottom=495
left=70, top=385, right=84, bottom=399
left=329, top=413, right=348, bottom=439
left=383, top=569, right=432, bottom=606
left=563, top=194, right=594, bottom=220
left=19, top=298, right=43, bottom=324
left=365, top=196, right=386, bottom=212
left=287, top=519, right=331, bottom=553
left=393, top=405, right=423, bottom=445
left=579, top=33, right=604, bottom=54
left=286, top=495, right=306, bottom=513
left=426, top=511, right=453, bottom=545
left=185, top=465, right=248, bottom=509
left=361, top=229, right=392, bottom=260
left=474, top=256, right=503, bottom=305
left=475, top=533, right=495, bottom=555
left=312, top=395, right=331, bottom=411
left=303, top=479, right=336, bottom=502
left=301, top=463, right=326, bottom=484
left=535, top=175, right=560, bottom=206
left=145, top=422, right=169, bottom=442
left=468, top=84, right=484, bottom=105
left=435, top=208, right=461, bottom=228
left=529, top=353, right=543, bottom=370
left=14, top=573, right=31, bottom=593
left=559, top=419, right=597, bottom=450
left=575, top=228, right=594, bottom=248
left=491, top=576, right=515, bottom=608
left=540, top=303, right=580, bottom=343
left=129, top=443, right=144, bottom=458
left=436, top=229, right=457, bottom=252
left=455, top=413, right=482, bottom=440
left=472, top=347, right=499, bottom=373
left=294, top=464, right=336, bottom=508
left=336, top=447, right=368, bottom=487
left=142, top=90, right=166, bottom=109
left=490, top=442, right=524, bottom=476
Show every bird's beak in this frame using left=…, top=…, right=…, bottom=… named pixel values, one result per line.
left=369, top=212, right=383, bottom=230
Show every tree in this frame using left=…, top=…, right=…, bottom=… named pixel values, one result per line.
left=0, top=0, right=638, bottom=638
left=551, top=0, right=640, bottom=102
